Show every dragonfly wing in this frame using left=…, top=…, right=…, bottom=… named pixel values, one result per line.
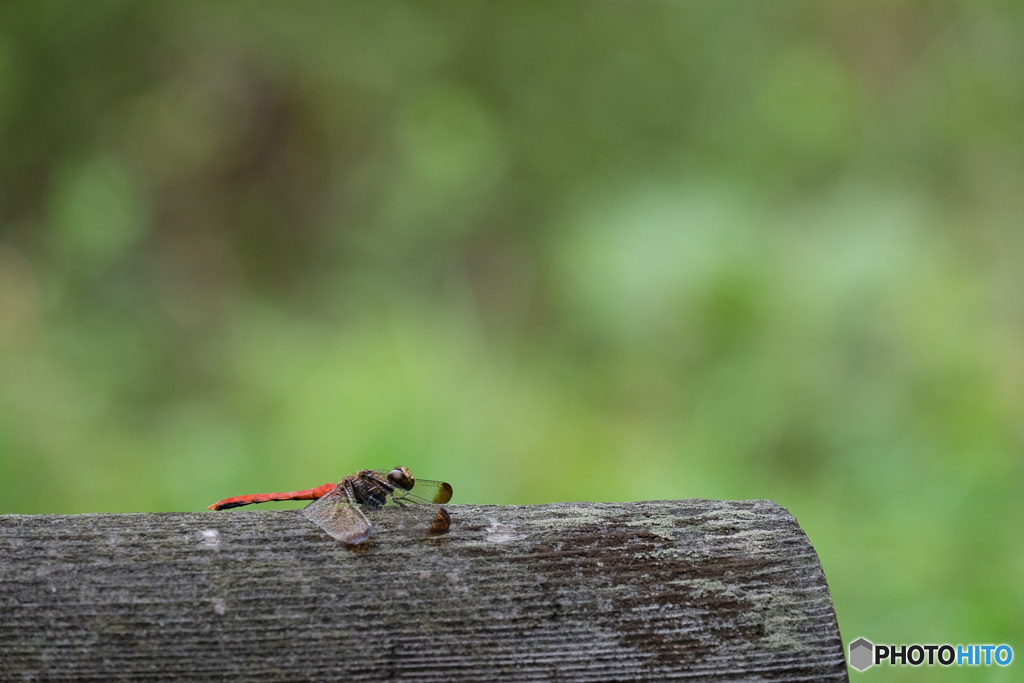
left=374, top=474, right=452, bottom=538
left=389, top=479, right=453, bottom=505
left=368, top=471, right=453, bottom=505
left=376, top=504, right=452, bottom=539
left=427, top=506, right=451, bottom=536
left=417, top=479, right=454, bottom=504
left=302, top=492, right=373, bottom=544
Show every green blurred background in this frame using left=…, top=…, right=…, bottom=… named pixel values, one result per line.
left=1, top=2, right=1021, bottom=679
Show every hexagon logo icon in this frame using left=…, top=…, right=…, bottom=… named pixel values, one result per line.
left=849, top=638, right=874, bottom=671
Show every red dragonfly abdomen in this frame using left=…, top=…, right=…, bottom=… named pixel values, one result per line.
left=207, top=482, right=338, bottom=510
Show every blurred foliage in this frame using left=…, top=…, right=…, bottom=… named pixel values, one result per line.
left=0, top=2, right=1022, bottom=679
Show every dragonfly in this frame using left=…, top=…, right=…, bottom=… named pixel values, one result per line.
left=207, top=467, right=453, bottom=545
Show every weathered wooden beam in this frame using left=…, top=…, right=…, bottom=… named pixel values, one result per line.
left=0, top=500, right=847, bottom=681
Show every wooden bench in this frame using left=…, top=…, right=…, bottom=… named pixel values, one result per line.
left=0, top=500, right=848, bottom=680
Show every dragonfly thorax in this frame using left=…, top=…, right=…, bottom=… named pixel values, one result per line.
left=346, top=475, right=390, bottom=507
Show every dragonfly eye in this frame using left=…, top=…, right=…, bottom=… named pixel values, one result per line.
left=388, top=467, right=415, bottom=491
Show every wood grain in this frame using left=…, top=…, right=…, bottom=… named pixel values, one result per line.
left=0, top=500, right=848, bottom=681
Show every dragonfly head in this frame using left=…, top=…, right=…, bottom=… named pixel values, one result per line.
left=387, top=466, right=415, bottom=491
